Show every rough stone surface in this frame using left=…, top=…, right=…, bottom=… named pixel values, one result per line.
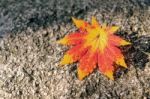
left=0, top=0, right=150, bottom=99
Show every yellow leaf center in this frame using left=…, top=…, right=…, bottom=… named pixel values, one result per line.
left=84, top=26, right=108, bottom=53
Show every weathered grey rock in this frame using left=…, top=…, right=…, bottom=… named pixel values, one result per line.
left=0, top=0, right=150, bottom=99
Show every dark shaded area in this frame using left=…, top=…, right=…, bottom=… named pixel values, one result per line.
left=134, top=36, right=150, bottom=53
left=0, top=0, right=93, bottom=35
left=0, top=0, right=149, bottom=36
left=111, top=32, right=150, bottom=79
left=117, top=32, right=150, bottom=70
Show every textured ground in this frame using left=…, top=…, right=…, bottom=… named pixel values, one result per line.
left=0, top=0, right=150, bottom=99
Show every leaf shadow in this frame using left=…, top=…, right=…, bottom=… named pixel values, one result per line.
left=115, top=32, right=150, bottom=78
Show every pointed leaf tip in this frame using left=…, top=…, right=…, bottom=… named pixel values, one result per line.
left=116, top=57, right=127, bottom=68
left=57, top=38, right=68, bottom=45
left=72, top=17, right=88, bottom=29
left=77, top=67, right=89, bottom=80
left=120, top=40, right=131, bottom=46
left=104, top=71, right=114, bottom=80
left=91, top=16, right=99, bottom=26
left=72, top=17, right=84, bottom=29
left=60, top=54, right=73, bottom=65
left=110, top=26, right=120, bottom=33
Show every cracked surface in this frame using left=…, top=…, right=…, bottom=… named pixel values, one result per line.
left=0, top=0, right=150, bottom=99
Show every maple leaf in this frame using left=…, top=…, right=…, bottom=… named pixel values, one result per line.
left=58, top=16, right=131, bottom=80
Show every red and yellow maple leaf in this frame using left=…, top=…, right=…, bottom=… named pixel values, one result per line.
left=58, top=17, right=131, bottom=80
